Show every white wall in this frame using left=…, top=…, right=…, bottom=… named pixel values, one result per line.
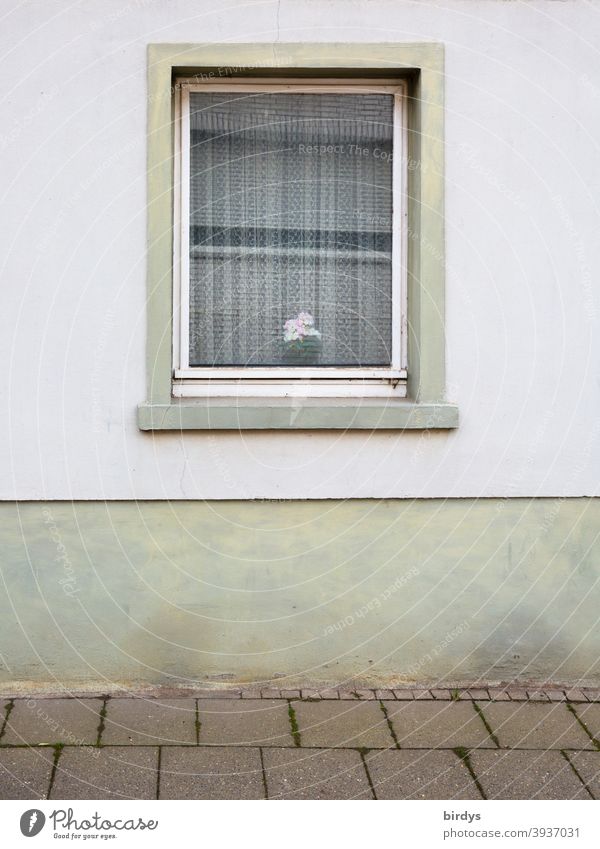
left=1, top=0, right=599, bottom=500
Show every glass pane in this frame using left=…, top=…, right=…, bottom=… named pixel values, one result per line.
left=188, top=90, right=394, bottom=367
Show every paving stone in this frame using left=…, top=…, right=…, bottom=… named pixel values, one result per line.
left=196, top=689, right=240, bottom=699
left=572, top=703, right=600, bottom=743
left=507, top=689, right=529, bottom=701
left=565, top=752, right=600, bottom=798
left=413, top=690, right=434, bottom=700
left=318, top=689, right=340, bottom=699
left=294, top=701, right=394, bottom=748
left=338, top=690, right=359, bottom=700
left=392, top=690, right=414, bottom=700
left=51, top=747, right=157, bottom=799
left=260, top=689, right=281, bottom=699
left=197, top=699, right=293, bottom=746
left=471, top=751, right=589, bottom=799
left=375, top=690, right=395, bottom=700
left=488, top=690, right=511, bottom=701
left=478, top=702, right=593, bottom=749
left=302, top=689, right=322, bottom=701
left=160, top=747, right=264, bottom=799
left=430, top=689, right=452, bottom=700
left=101, top=699, right=197, bottom=745
left=241, top=690, right=262, bottom=699
left=456, top=690, right=472, bottom=700
left=279, top=690, right=301, bottom=699
left=2, top=699, right=102, bottom=745
left=386, top=702, right=495, bottom=749
left=0, top=748, right=54, bottom=799
left=527, top=690, right=549, bottom=702
left=0, top=700, right=9, bottom=739
left=565, top=689, right=587, bottom=702
left=546, top=690, right=566, bottom=702
left=365, top=749, right=479, bottom=800
left=468, top=689, right=490, bottom=700
left=263, top=747, right=372, bottom=799
left=582, top=690, right=600, bottom=703
left=354, top=689, right=376, bottom=700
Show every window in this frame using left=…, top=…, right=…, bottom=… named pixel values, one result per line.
left=139, top=43, right=457, bottom=430
left=173, top=79, right=408, bottom=398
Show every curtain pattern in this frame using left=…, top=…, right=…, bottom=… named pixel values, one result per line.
left=188, top=91, right=393, bottom=367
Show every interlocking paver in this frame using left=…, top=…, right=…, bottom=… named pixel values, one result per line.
left=51, top=747, right=157, bottom=799
left=101, top=699, right=196, bottom=745
left=565, top=689, right=587, bottom=702
left=376, top=690, right=395, bottom=700
left=478, top=703, right=593, bottom=750
left=294, top=701, right=394, bottom=749
left=527, top=690, right=549, bottom=702
left=302, top=690, right=322, bottom=701
left=582, top=690, right=600, bottom=703
left=470, top=751, right=589, bottom=799
left=385, top=701, right=495, bottom=748
left=2, top=699, right=102, bottom=745
left=393, top=690, right=414, bottom=700
left=565, top=752, right=600, bottom=798
left=0, top=748, right=54, bottom=799
left=431, top=689, right=452, bottom=700
left=508, top=689, right=529, bottom=701
left=365, top=749, right=479, bottom=799
left=354, top=689, right=376, bottom=700
left=241, top=690, right=262, bottom=699
left=468, top=689, right=490, bottom=700
left=160, top=747, right=264, bottom=799
left=0, top=700, right=8, bottom=735
left=318, top=689, right=340, bottom=699
left=488, top=690, right=511, bottom=701
left=196, top=690, right=240, bottom=699
left=546, top=691, right=566, bottom=702
left=571, top=703, right=600, bottom=743
left=413, top=690, right=434, bottom=700
left=197, top=699, right=293, bottom=746
left=263, top=748, right=372, bottom=799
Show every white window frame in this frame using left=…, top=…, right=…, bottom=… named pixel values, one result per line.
left=172, top=78, right=408, bottom=398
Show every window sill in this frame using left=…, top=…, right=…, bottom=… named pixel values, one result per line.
left=137, top=400, right=459, bottom=431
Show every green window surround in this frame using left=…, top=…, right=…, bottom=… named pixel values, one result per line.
left=138, top=42, right=458, bottom=431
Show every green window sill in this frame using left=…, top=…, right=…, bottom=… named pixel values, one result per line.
left=137, top=401, right=458, bottom=431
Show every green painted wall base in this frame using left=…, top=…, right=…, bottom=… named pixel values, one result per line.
left=0, top=499, right=598, bottom=690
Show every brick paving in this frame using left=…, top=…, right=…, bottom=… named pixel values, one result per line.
left=0, top=688, right=598, bottom=799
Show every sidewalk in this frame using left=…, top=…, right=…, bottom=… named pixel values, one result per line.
left=1, top=688, right=599, bottom=800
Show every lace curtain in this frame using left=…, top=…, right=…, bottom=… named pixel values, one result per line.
left=188, top=91, right=393, bottom=367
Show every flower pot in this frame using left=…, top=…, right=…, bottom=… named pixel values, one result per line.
left=282, top=336, right=322, bottom=365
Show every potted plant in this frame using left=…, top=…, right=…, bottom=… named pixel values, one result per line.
left=282, top=311, right=322, bottom=365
